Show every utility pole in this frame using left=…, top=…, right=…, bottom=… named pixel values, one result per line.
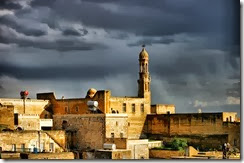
left=20, top=90, right=29, bottom=114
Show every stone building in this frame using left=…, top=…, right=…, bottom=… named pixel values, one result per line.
left=0, top=47, right=240, bottom=159
left=0, top=97, right=63, bottom=156
left=37, top=47, right=155, bottom=140
left=36, top=46, right=239, bottom=156
left=145, top=112, right=240, bottom=150
left=0, top=98, right=53, bottom=130
left=52, top=114, right=128, bottom=149
left=0, top=130, right=66, bottom=153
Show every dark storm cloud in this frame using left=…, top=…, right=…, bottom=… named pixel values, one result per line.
left=17, top=39, right=106, bottom=51
left=0, top=25, right=106, bottom=51
left=226, top=82, right=240, bottom=98
left=0, top=62, right=134, bottom=80
left=0, top=83, right=3, bottom=90
left=0, top=0, right=240, bottom=113
left=62, top=28, right=88, bottom=36
left=128, top=37, right=175, bottom=47
left=30, top=0, right=55, bottom=7
left=0, top=15, right=47, bottom=36
left=151, top=54, right=218, bottom=78
left=29, top=0, right=239, bottom=42
left=0, top=0, right=22, bottom=10
left=79, top=28, right=88, bottom=36
left=63, top=29, right=81, bottom=36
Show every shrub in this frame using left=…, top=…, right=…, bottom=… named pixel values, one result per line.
left=171, top=138, right=188, bottom=151
left=152, top=138, right=188, bottom=151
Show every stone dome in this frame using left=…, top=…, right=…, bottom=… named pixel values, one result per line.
left=86, top=88, right=97, bottom=98
left=139, top=47, right=149, bottom=59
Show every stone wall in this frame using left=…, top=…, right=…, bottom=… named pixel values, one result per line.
left=104, top=138, right=127, bottom=149
left=0, top=98, right=49, bottom=115
left=112, top=150, right=131, bottom=159
left=0, top=98, right=50, bottom=130
left=151, top=104, right=175, bottom=114
left=149, top=149, right=185, bottom=159
left=53, top=114, right=105, bottom=150
left=148, top=141, right=162, bottom=149
left=38, top=91, right=151, bottom=140
left=18, top=114, right=40, bottom=130
left=145, top=113, right=240, bottom=149
left=0, top=131, right=65, bottom=153
left=37, top=90, right=110, bottom=115
left=110, top=97, right=150, bottom=139
left=86, top=150, right=132, bottom=159
left=28, top=152, right=75, bottom=159
left=105, top=114, right=128, bottom=138
left=0, top=106, right=14, bottom=129
left=45, top=130, right=66, bottom=150
left=0, top=152, right=21, bottom=159
left=148, top=134, right=228, bottom=150
left=127, top=139, right=149, bottom=159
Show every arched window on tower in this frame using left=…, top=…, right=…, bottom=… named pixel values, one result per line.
left=145, top=63, right=148, bottom=72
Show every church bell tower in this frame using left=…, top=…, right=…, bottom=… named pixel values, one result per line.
left=138, top=45, right=151, bottom=101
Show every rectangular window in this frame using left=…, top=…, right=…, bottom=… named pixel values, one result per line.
left=122, top=103, right=126, bottom=113
left=132, top=104, right=135, bottom=113
left=49, top=143, right=54, bottom=152
left=14, top=113, right=18, bottom=125
left=43, top=143, right=45, bottom=152
left=40, top=142, right=45, bottom=152
left=234, top=139, right=237, bottom=146
left=12, top=144, right=16, bottom=152
left=140, top=104, right=144, bottom=113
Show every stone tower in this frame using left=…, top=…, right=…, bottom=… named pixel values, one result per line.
left=138, top=45, right=151, bottom=101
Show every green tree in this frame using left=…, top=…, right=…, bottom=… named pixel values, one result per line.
left=171, top=138, right=188, bottom=151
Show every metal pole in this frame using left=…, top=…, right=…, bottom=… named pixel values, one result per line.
left=39, top=131, right=41, bottom=152
left=23, top=98, right=26, bottom=114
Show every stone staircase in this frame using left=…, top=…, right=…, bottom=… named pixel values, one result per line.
left=43, top=132, right=66, bottom=152
left=192, top=152, right=216, bottom=159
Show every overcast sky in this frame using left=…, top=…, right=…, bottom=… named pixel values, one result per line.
left=0, top=0, right=240, bottom=114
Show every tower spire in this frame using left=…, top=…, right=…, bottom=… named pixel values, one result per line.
left=138, top=46, right=151, bottom=99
